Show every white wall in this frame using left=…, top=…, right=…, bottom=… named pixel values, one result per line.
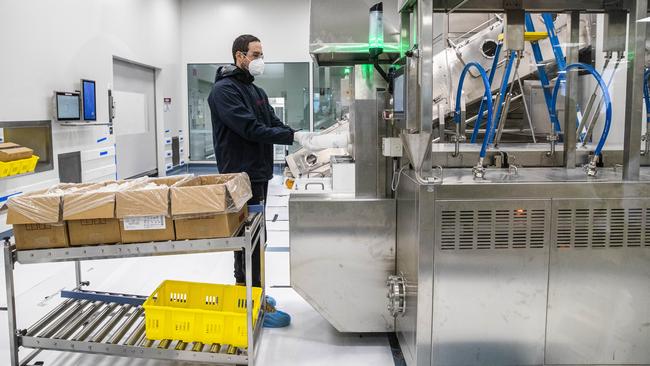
left=179, top=0, right=312, bottom=157
left=0, top=0, right=183, bottom=230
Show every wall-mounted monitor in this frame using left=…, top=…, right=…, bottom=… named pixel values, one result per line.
left=81, top=79, right=96, bottom=121
left=55, top=92, right=81, bottom=121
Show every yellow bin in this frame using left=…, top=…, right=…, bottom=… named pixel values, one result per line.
left=143, top=280, right=263, bottom=348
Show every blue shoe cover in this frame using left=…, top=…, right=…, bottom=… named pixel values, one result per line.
left=265, top=295, right=276, bottom=307
left=263, top=309, right=291, bottom=328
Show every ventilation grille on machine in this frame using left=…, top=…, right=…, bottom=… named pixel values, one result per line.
left=555, top=207, right=650, bottom=248
left=440, top=208, right=547, bottom=250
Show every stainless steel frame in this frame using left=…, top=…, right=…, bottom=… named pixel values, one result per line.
left=395, top=167, right=650, bottom=366
left=4, top=213, right=265, bottom=366
left=289, top=195, right=396, bottom=332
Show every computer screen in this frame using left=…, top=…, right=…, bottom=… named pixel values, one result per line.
left=56, top=92, right=81, bottom=121
left=82, top=79, right=96, bottom=121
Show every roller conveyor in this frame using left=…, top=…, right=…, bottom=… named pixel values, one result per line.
left=5, top=211, right=266, bottom=366
left=18, top=296, right=265, bottom=364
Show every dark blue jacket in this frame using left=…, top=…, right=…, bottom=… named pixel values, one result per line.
left=208, top=65, right=294, bottom=182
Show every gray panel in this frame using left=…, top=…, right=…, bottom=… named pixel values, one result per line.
left=546, top=199, right=650, bottom=365
left=58, top=151, right=82, bottom=183
left=432, top=199, right=550, bottom=366
left=289, top=195, right=395, bottom=332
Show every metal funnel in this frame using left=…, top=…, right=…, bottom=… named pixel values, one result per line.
left=401, top=132, right=432, bottom=172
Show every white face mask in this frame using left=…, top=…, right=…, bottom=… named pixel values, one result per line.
left=247, top=58, right=265, bottom=76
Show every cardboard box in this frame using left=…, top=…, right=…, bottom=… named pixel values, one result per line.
left=0, top=147, right=33, bottom=162
left=12, top=223, right=68, bottom=250
left=170, top=174, right=252, bottom=240
left=6, top=188, right=66, bottom=250
left=115, top=180, right=175, bottom=243
left=67, top=219, right=121, bottom=246
left=170, top=174, right=252, bottom=217
left=63, top=185, right=122, bottom=246
left=0, top=142, right=21, bottom=150
left=119, top=217, right=174, bottom=243
left=175, top=206, right=249, bottom=240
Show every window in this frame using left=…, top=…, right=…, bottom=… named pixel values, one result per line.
left=312, top=66, right=352, bottom=131
left=187, top=63, right=310, bottom=162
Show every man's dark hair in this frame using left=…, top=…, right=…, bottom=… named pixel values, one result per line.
left=232, top=34, right=261, bottom=63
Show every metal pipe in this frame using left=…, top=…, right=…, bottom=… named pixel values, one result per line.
left=495, top=55, right=522, bottom=146
left=192, top=342, right=204, bottom=352
left=39, top=300, right=90, bottom=338
left=578, top=56, right=612, bottom=142
left=134, top=330, right=147, bottom=347
left=158, top=339, right=171, bottom=349
left=124, top=319, right=145, bottom=346
left=4, top=242, right=19, bottom=366
left=108, top=307, right=143, bottom=344
left=514, top=69, right=536, bottom=143
left=142, top=339, right=154, bottom=348
left=74, top=260, right=82, bottom=288
left=494, top=93, right=514, bottom=145
left=18, top=348, right=43, bottom=366
left=25, top=299, right=75, bottom=336
left=563, top=11, right=580, bottom=168
left=623, top=0, right=647, bottom=180
left=53, top=301, right=102, bottom=339
left=582, top=56, right=621, bottom=147
left=90, top=304, right=132, bottom=343
left=73, top=303, right=118, bottom=341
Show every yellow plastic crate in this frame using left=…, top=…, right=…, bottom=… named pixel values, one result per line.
left=0, top=161, right=10, bottom=177
left=143, top=280, right=263, bottom=348
left=17, top=155, right=39, bottom=174
left=0, top=155, right=39, bottom=177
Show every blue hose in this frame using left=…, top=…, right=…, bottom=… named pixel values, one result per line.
left=471, top=41, right=503, bottom=143
left=455, top=62, right=494, bottom=159
left=488, top=51, right=517, bottom=144
left=550, top=63, right=612, bottom=157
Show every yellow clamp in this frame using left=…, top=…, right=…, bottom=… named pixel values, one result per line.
left=497, top=31, right=548, bottom=42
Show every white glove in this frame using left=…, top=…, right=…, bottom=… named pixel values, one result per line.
left=294, top=131, right=349, bottom=151
left=293, top=131, right=311, bottom=147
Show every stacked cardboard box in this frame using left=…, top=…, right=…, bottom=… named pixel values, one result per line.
left=6, top=183, right=92, bottom=250
left=5, top=173, right=253, bottom=249
left=0, top=142, right=33, bottom=162
left=63, top=180, right=147, bottom=246
left=171, top=174, right=252, bottom=240
left=114, top=176, right=191, bottom=243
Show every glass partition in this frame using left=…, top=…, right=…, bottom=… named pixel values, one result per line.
left=187, top=63, right=310, bottom=162
left=312, top=66, right=352, bottom=131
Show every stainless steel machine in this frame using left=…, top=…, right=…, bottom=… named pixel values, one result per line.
left=291, top=0, right=650, bottom=365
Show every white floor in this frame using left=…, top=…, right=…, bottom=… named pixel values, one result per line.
left=0, top=177, right=395, bottom=366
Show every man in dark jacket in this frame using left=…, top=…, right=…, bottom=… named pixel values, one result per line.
left=207, top=35, right=294, bottom=299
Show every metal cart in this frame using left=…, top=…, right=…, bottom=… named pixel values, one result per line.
left=4, top=210, right=265, bottom=366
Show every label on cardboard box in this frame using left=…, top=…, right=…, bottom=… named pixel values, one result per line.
left=123, top=215, right=166, bottom=231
